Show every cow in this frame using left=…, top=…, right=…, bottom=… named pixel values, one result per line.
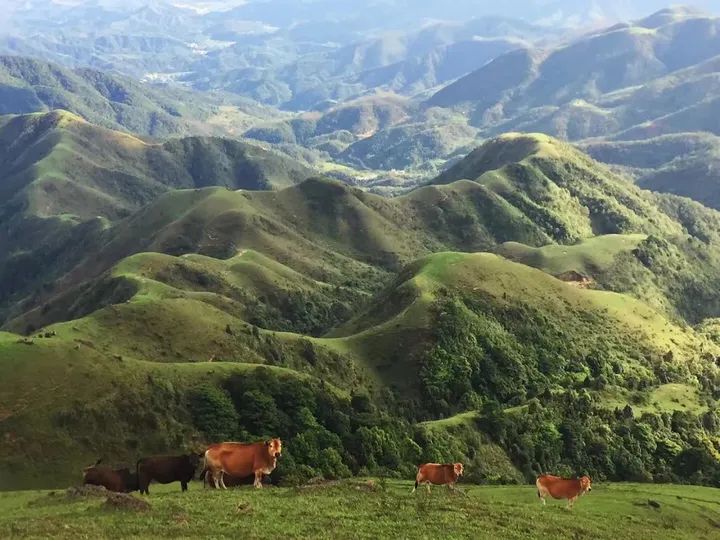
left=204, top=439, right=282, bottom=489
left=412, top=463, right=464, bottom=493
left=136, top=454, right=203, bottom=495
left=536, top=474, right=592, bottom=509
left=82, top=459, right=138, bottom=493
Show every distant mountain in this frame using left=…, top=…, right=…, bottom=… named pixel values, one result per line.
left=1, top=0, right=556, bottom=109
left=427, top=8, right=720, bottom=117
left=583, top=133, right=720, bottom=210
left=0, top=55, right=283, bottom=139
left=0, top=55, right=218, bottom=137
left=321, top=7, right=720, bottom=198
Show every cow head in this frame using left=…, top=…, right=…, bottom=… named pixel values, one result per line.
left=187, top=452, right=203, bottom=469
left=265, top=438, right=282, bottom=459
left=453, top=463, right=464, bottom=477
left=580, top=475, right=592, bottom=494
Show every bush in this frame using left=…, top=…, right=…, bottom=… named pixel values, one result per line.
left=188, top=385, right=239, bottom=442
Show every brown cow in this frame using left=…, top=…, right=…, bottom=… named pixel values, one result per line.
left=204, top=439, right=282, bottom=489
left=137, top=454, right=202, bottom=495
left=412, top=463, right=464, bottom=493
left=82, top=460, right=138, bottom=493
left=536, top=474, right=592, bottom=509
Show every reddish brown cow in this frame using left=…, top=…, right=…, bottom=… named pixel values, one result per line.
left=204, top=439, right=282, bottom=489
left=536, top=474, right=592, bottom=509
left=412, top=463, right=464, bottom=493
left=82, top=460, right=138, bottom=493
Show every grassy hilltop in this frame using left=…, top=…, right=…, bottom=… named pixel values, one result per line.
left=1, top=481, right=719, bottom=540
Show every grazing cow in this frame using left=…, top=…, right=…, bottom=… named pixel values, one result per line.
left=137, top=454, right=203, bottom=495
left=204, top=439, right=282, bottom=489
left=82, top=460, right=138, bottom=493
left=412, top=463, right=464, bottom=493
left=536, top=474, right=592, bottom=509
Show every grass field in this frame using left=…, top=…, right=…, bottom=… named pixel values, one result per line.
left=1, top=481, right=719, bottom=539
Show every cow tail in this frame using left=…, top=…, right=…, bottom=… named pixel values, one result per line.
left=199, top=450, right=209, bottom=481
left=414, top=480, right=419, bottom=490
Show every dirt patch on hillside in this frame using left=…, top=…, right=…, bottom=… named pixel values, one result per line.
left=102, top=492, right=151, bottom=512
left=66, top=485, right=109, bottom=498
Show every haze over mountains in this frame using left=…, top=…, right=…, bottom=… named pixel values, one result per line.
left=1, top=3, right=720, bottom=492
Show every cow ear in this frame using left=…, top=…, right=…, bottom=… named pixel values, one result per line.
left=265, top=440, right=271, bottom=446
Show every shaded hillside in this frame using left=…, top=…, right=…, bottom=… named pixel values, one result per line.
left=0, top=110, right=314, bottom=217
left=583, top=133, right=720, bottom=210
left=0, top=55, right=218, bottom=137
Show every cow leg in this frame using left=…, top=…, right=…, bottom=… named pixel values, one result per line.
left=219, top=471, right=228, bottom=490
left=181, top=481, right=188, bottom=492
left=566, top=496, right=576, bottom=510
left=253, top=470, right=263, bottom=489
left=211, top=470, right=222, bottom=489
left=425, top=482, right=431, bottom=494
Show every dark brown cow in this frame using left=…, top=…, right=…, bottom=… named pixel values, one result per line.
left=204, top=439, right=282, bottom=489
left=82, top=460, right=138, bottom=493
left=412, top=463, right=464, bottom=493
left=137, top=454, right=202, bottom=495
left=536, top=474, right=592, bottom=509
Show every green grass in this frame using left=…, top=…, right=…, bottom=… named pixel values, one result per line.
left=497, top=234, right=647, bottom=276
left=1, top=481, right=719, bottom=539
left=419, top=411, right=480, bottom=429
left=598, top=383, right=708, bottom=416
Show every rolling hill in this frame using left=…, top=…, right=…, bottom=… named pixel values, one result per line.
left=0, top=110, right=317, bottom=321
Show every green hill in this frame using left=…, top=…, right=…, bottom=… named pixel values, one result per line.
left=2, top=248, right=718, bottom=487
left=1, top=133, right=719, bottom=490
left=0, top=111, right=316, bottom=321
left=0, top=111, right=312, bottom=217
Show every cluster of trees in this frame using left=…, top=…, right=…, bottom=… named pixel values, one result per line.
left=185, top=368, right=719, bottom=487
left=480, top=394, right=720, bottom=486
left=183, top=289, right=720, bottom=488
left=188, top=369, right=422, bottom=484
left=418, top=293, right=720, bottom=487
